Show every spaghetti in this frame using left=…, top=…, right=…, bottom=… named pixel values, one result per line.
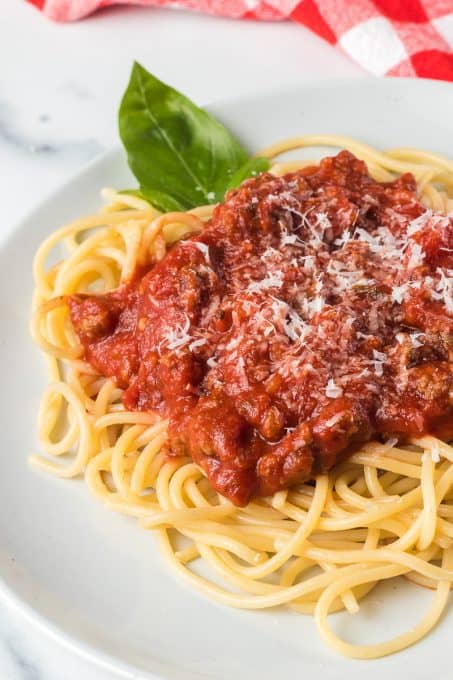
left=30, top=135, right=453, bottom=659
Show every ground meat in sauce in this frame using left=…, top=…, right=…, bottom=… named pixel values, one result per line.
left=69, top=151, right=453, bottom=506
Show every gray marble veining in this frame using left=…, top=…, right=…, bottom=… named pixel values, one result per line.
left=4, top=636, right=41, bottom=680
left=58, top=80, right=96, bottom=101
left=0, top=98, right=103, bottom=160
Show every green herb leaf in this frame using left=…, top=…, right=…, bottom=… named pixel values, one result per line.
left=138, top=187, right=186, bottom=212
left=227, top=157, right=270, bottom=191
left=119, top=62, right=252, bottom=209
left=118, top=188, right=146, bottom=199
left=119, top=188, right=182, bottom=212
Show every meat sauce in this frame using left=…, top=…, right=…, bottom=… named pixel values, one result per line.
left=69, top=152, right=453, bottom=506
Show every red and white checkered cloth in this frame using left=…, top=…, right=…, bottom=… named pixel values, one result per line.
left=27, top=0, right=453, bottom=80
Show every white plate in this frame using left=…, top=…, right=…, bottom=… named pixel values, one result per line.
left=2, top=78, right=453, bottom=680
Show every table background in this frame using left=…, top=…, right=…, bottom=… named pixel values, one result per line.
left=1, top=2, right=364, bottom=677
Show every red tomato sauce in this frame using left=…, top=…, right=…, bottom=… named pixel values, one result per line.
left=69, top=152, right=453, bottom=505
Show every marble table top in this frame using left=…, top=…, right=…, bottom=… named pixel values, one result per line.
left=0, top=2, right=364, bottom=676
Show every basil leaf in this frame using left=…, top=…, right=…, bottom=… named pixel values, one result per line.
left=119, top=188, right=146, bottom=199
left=119, top=62, right=249, bottom=209
left=139, top=187, right=185, bottom=212
left=227, top=157, right=270, bottom=191
left=121, top=157, right=270, bottom=211
left=120, top=187, right=185, bottom=212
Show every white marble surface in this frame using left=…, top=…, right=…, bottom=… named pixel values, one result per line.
left=0, top=2, right=364, bottom=677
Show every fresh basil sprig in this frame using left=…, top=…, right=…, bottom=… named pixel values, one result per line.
left=119, top=62, right=269, bottom=212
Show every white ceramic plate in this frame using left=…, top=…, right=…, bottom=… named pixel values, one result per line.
left=2, top=79, right=453, bottom=680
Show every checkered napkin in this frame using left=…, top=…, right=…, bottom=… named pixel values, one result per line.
left=27, top=0, right=453, bottom=80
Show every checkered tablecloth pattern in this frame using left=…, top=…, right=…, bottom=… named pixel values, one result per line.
left=27, top=0, right=453, bottom=80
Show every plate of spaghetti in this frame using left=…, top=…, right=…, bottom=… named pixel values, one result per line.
left=2, top=70, right=453, bottom=679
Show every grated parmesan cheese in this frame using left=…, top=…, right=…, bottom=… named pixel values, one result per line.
left=248, top=270, right=284, bottom=292
left=162, top=314, right=192, bottom=352
left=188, top=338, right=206, bottom=352
left=409, top=332, right=424, bottom=348
left=193, top=242, right=211, bottom=263
left=407, top=210, right=432, bottom=236
left=372, top=349, right=386, bottom=377
left=325, top=378, right=343, bottom=399
left=334, top=229, right=352, bottom=247
left=280, top=228, right=304, bottom=248
left=260, top=247, right=276, bottom=261
left=407, top=243, right=424, bottom=270
left=325, top=411, right=347, bottom=428
left=431, top=267, right=453, bottom=313
left=283, top=307, right=308, bottom=342
left=391, top=284, right=409, bottom=305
